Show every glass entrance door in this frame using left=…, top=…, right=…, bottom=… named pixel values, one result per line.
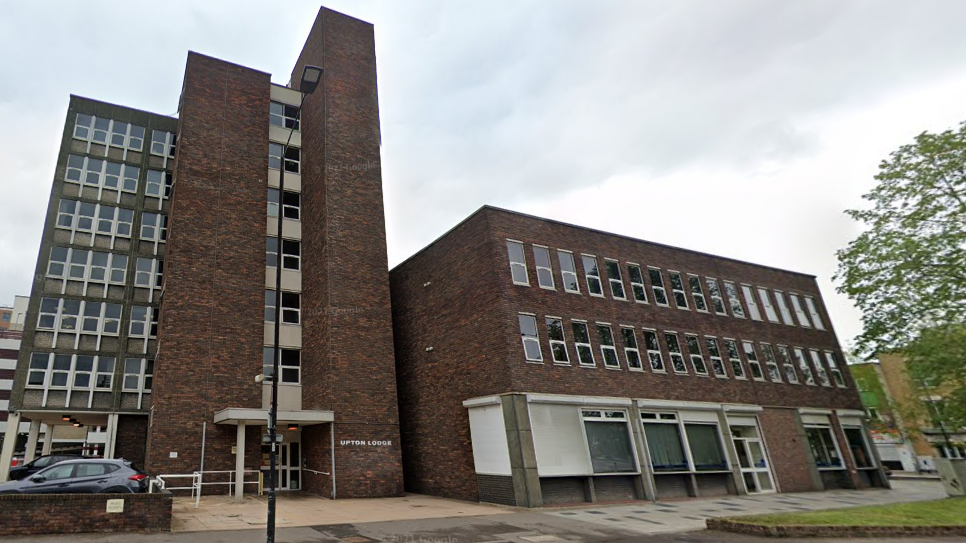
left=261, top=442, right=301, bottom=490
left=730, top=424, right=775, bottom=493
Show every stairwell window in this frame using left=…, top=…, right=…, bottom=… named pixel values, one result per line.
left=506, top=241, right=529, bottom=286
left=518, top=314, right=543, bottom=363
left=533, top=246, right=555, bottom=289
left=265, top=290, right=300, bottom=324
left=263, top=347, right=302, bottom=383
left=269, top=143, right=300, bottom=173
left=267, top=237, right=301, bottom=270
left=557, top=251, right=580, bottom=293
left=627, top=264, right=648, bottom=303
left=270, top=101, right=301, bottom=130
left=582, top=255, right=604, bottom=297
left=268, top=189, right=301, bottom=220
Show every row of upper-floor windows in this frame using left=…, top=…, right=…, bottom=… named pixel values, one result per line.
left=72, top=114, right=175, bottom=157
left=517, top=312, right=846, bottom=388
left=26, top=352, right=152, bottom=393
left=65, top=155, right=173, bottom=198
left=57, top=200, right=167, bottom=241
left=47, top=246, right=163, bottom=289
left=507, top=241, right=827, bottom=331
left=37, top=297, right=157, bottom=338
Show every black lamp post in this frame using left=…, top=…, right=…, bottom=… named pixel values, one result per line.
left=267, top=64, right=322, bottom=543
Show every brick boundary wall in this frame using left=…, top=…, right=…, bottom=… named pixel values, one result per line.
left=706, top=518, right=966, bottom=538
left=0, top=492, right=172, bottom=536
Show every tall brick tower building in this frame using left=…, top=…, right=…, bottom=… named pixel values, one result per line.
left=2, top=7, right=404, bottom=498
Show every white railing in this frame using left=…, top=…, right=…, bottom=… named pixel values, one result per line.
left=149, top=470, right=263, bottom=508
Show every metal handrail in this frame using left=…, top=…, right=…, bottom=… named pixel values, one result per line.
left=149, top=470, right=262, bottom=508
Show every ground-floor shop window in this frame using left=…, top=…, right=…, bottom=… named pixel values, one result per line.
left=581, top=410, right=637, bottom=473
left=805, top=426, right=843, bottom=468
left=843, top=427, right=875, bottom=468
left=641, top=412, right=728, bottom=473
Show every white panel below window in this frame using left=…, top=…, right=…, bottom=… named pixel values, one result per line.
left=680, top=410, right=720, bottom=423
left=467, top=404, right=511, bottom=476
left=529, top=403, right=593, bottom=476
left=801, top=414, right=832, bottom=426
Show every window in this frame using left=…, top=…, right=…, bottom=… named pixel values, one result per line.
left=685, top=424, right=727, bottom=471
left=265, top=290, right=300, bottom=324
left=805, top=426, right=843, bottom=468
left=269, top=142, right=300, bottom=173
left=866, top=406, right=880, bottom=420
left=742, top=341, right=764, bottom=380
left=518, top=314, right=543, bottom=362
left=685, top=335, right=709, bottom=375
left=56, top=200, right=95, bottom=232
left=145, top=170, right=173, bottom=198
left=72, top=355, right=94, bottom=389
left=773, top=291, right=795, bottom=325
left=789, top=294, right=811, bottom=327
left=741, top=285, right=762, bottom=321
left=73, top=114, right=144, bottom=151
left=268, top=188, right=300, bottom=220
left=824, top=352, right=846, bottom=387
left=725, top=339, right=745, bottom=379
left=582, top=410, right=637, bottom=473
left=95, top=357, right=115, bottom=389
left=621, top=328, right=643, bottom=371
left=665, top=332, right=688, bottom=374
left=37, top=298, right=58, bottom=329
left=270, top=101, right=301, bottom=130
left=627, top=264, right=648, bottom=303
left=123, top=358, right=153, bottom=392
left=267, top=238, right=301, bottom=270
left=130, top=306, right=152, bottom=337
left=601, top=260, right=625, bottom=299
left=596, top=324, right=621, bottom=369
left=757, top=288, right=779, bottom=323
left=546, top=318, right=570, bottom=364
left=649, top=268, right=669, bottom=306
left=793, top=347, right=816, bottom=385
left=844, top=427, right=874, bottom=468
left=140, top=212, right=167, bottom=241
left=27, top=353, right=115, bottom=393
left=571, top=321, right=595, bottom=367
left=150, top=130, right=176, bottom=157
left=506, top=241, right=529, bottom=286
left=582, top=255, right=604, bottom=297
left=668, top=272, right=689, bottom=309
left=64, top=155, right=139, bottom=193
left=47, top=248, right=127, bottom=285
left=642, top=414, right=688, bottom=471
left=134, top=258, right=163, bottom=287
left=723, top=281, right=745, bottom=318
left=776, top=346, right=799, bottom=383
left=688, top=275, right=708, bottom=312
left=262, top=347, right=301, bottom=383
left=28, top=353, right=49, bottom=387
left=759, top=344, right=782, bottom=382
left=643, top=330, right=665, bottom=372
left=532, top=246, right=555, bottom=289
left=705, top=278, right=727, bottom=315
left=809, top=349, right=831, bottom=386
left=705, top=337, right=727, bottom=377
left=804, top=297, right=826, bottom=330
left=557, top=251, right=579, bottom=293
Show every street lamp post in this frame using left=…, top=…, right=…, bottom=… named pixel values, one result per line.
left=268, top=64, right=322, bottom=543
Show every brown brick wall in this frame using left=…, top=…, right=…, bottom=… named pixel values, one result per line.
left=0, top=493, right=172, bottom=536
left=758, top=407, right=816, bottom=492
left=115, top=414, right=148, bottom=467
left=145, top=52, right=270, bottom=477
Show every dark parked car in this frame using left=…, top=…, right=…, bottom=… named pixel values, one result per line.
left=0, top=459, right=147, bottom=494
left=7, top=454, right=81, bottom=481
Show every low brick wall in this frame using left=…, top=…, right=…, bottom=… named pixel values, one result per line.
left=707, top=518, right=966, bottom=538
left=0, top=492, right=172, bottom=536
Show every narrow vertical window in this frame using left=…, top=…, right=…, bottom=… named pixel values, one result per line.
left=546, top=318, right=570, bottom=364
left=777, top=345, right=799, bottom=384
left=789, top=294, right=811, bottom=327
left=621, top=328, right=643, bottom=371
left=759, top=344, right=782, bottom=383
left=643, top=330, right=665, bottom=372
left=582, top=255, right=604, bottom=297
left=741, top=285, right=762, bottom=321
left=758, top=288, right=779, bottom=323
left=532, top=246, right=555, bottom=289
left=572, top=322, right=595, bottom=367
left=723, top=281, right=745, bottom=318
left=604, top=260, right=626, bottom=299
left=824, top=352, right=846, bottom=387
left=793, top=347, right=816, bottom=385
left=774, top=292, right=795, bottom=325
left=557, top=251, right=580, bottom=293
left=668, top=272, right=689, bottom=309
left=705, top=338, right=727, bottom=377
left=596, top=324, right=621, bottom=369
left=506, top=241, right=529, bottom=286
left=627, top=264, right=648, bottom=303
left=725, top=339, right=745, bottom=379
left=649, top=268, right=669, bottom=306
left=688, top=275, right=708, bottom=312
left=518, top=314, right=543, bottom=362
left=742, top=341, right=764, bottom=380
left=809, top=349, right=831, bottom=386
left=685, top=335, right=709, bottom=375
left=705, top=278, right=727, bottom=315
left=804, top=297, right=826, bottom=331
left=665, top=333, right=688, bottom=374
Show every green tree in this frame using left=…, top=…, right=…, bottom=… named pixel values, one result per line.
left=836, top=121, right=966, bottom=354
left=904, top=324, right=966, bottom=431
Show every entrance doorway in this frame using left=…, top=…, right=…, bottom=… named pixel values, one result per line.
left=730, top=424, right=775, bottom=493
left=261, top=442, right=301, bottom=490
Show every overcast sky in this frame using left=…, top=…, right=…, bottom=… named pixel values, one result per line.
left=2, top=1, right=966, bottom=348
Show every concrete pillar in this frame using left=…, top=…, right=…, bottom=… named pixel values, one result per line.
left=42, top=425, right=55, bottom=455
left=0, top=412, right=22, bottom=482
left=628, top=403, right=657, bottom=500
left=105, top=414, right=118, bottom=459
left=502, top=394, right=542, bottom=507
left=235, top=423, right=246, bottom=502
left=25, top=421, right=41, bottom=462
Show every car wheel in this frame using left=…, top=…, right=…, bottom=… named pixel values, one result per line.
left=100, top=486, right=133, bottom=494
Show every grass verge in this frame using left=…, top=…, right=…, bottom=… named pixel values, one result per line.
left=728, top=498, right=966, bottom=526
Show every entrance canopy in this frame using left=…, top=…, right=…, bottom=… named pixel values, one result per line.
left=213, top=408, right=334, bottom=426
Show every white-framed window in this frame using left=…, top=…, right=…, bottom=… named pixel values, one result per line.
left=80, top=301, right=122, bottom=335
left=582, top=410, right=638, bottom=474
left=773, top=290, right=795, bottom=325
left=596, top=324, right=621, bottom=369
left=27, top=353, right=115, bottom=394
left=64, top=155, right=140, bottom=193
left=268, top=188, right=300, bottom=220
left=704, top=337, right=727, bottom=378
left=705, top=278, right=728, bottom=315
left=804, top=297, right=826, bottom=331
left=134, top=257, right=164, bottom=287
left=723, top=281, right=745, bottom=318
left=47, top=247, right=127, bottom=285
left=627, top=264, right=648, bottom=303
left=789, top=293, right=812, bottom=328
left=546, top=317, right=570, bottom=364
left=557, top=250, right=580, bottom=293
left=688, top=275, right=708, bottom=312
left=506, top=241, right=529, bottom=286
left=665, top=332, right=688, bottom=374
left=793, top=347, right=816, bottom=385
left=263, top=347, right=301, bottom=383
left=582, top=255, right=604, bottom=297
left=533, top=246, right=555, bottom=289
left=123, top=358, right=154, bottom=392
left=571, top=321, right=595, bottom=367
left=95, top=357, right=115, bottom=389
left=129, top=306, right=154, bottom=337
left=809, top=349, right=832, bottom=386
left=776, top=345, right=799, bottom=384
left=518, top=314, right=543, bottom=363
left=804, top=424, right=844, bottom=469
left=57, top=200, right=134, bottom=239
left=641, top=412, right=729, bottom=473
left=603, top=260, right=626, bottom=299
left=685, top=334, right=709, bottom=375
left=620, top=327, right=644, bottom=371
left=758, top=288, right=779, bottom=323
left=150, top=130, right=176, bottom=157
left=145, top=170, right=173, bottom=198
left=668, top=272, right=689, bottom=309
left=724, top=339, right=746, bottom=379
left=265, top=290, right=300, bottom=324
left=643, top=330, right=665, bottom=372
left=742, top=341, right=765, bottom=380
left=140, top=212, right=168, bottom=241
left=73, top=114, right=145, bottom=151
left=267, top=237, right=301, bottom=270
left=269, top=142, right=300, bottom=173
left=824, top=351, right=846, bottom=387
left=649, top=268, right=669, bottom=306
left=37, top=298, right=121, bottom=336
left=741, top=285, right=762, bottom=321
left=759, top=343, right=782, bottom=383
left=270, top=101, right=301, bottom=130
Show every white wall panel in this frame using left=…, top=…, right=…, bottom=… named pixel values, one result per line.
left=530, top=403, right=592, bottom=476
left=467, top=404, right=511, bottom=476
